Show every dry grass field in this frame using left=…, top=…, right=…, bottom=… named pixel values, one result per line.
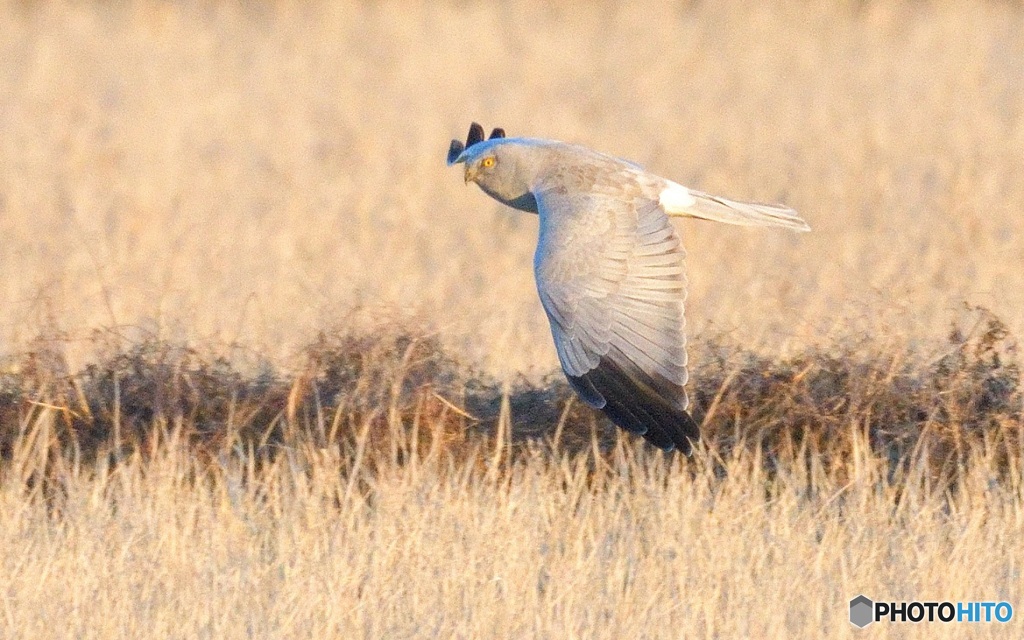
left=1, top=0, right=1024, bottom=637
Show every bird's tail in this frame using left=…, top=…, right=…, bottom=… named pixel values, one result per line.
left=660, top=181, right=810, bottom=232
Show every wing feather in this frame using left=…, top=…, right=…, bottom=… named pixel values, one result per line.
left=534, top=182, right=699, bottom=453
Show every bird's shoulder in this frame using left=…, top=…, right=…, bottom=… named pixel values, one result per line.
left=503, top=139, right=655, bottom=194
left=540, top=145, right=664, bottom=201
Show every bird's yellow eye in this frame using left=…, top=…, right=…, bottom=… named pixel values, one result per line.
left=481, top=156, right=495, bottom=168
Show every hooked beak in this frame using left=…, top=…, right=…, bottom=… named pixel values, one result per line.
left=464, top=164, right=478, bottom=185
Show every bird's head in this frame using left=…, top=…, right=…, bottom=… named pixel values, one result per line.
left=447, top=123, right=539, bottom=213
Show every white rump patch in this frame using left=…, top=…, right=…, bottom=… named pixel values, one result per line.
left=658, top=181, right=697, bottom=214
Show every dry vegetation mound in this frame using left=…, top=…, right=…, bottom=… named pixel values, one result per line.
left=2, top=313, right=1020, bottom=493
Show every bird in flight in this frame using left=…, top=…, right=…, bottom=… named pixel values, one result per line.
left=448, top=123, right=809, bottom=454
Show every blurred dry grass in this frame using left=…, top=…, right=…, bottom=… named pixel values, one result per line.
left=1, top=316, right=1022, bottom=638
left=1, top=0, right=1022, bottom=374
left=12, top=426, right=1024, bottom=638
left=1, top=0, right=1024, bottom=637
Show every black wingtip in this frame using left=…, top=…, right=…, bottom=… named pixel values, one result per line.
left=447, top=139, right=465, bottom=165
left=466, top=122, right=485, bottom=147
left=570, top=357, right=700, bottom=455
left=673, top=411, right=701, bottom=456
left=450, top=123, right=507, bottom=165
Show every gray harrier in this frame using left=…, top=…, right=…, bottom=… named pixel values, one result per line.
left=448, top=123, right=808, bottom=454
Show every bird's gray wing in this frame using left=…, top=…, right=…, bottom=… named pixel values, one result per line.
left=533, top=184, right=700, bottom=453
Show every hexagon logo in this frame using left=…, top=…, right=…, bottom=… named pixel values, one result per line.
left=850, top=595, right=874, bottom=628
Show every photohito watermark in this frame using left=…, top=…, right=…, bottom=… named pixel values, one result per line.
left=849, top=595, right=1013, bottom=628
